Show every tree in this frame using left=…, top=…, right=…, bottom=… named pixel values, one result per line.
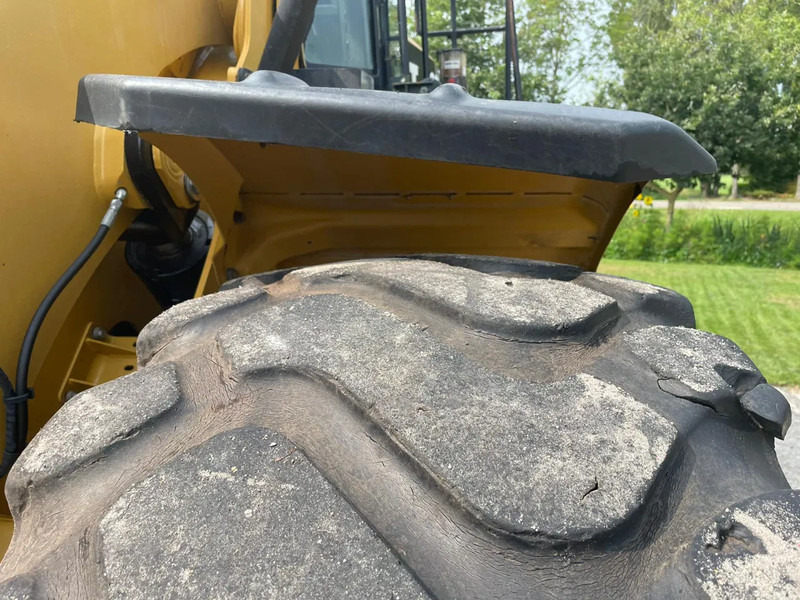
left=420, top=0, right=508, bottom=98
left=744, top=1, right=800, bottom=198
left=602, top=0, right=800, bottom=218
left=691, top=1, right=800, bottom=199
left=603, top=0, right=720, bottom=223
left=408, top=0, right=594, bottom=101
left=514, top=0, right=594, bottom=103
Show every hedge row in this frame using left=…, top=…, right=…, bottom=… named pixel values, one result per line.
left=605, top=209, right=800, bottom=269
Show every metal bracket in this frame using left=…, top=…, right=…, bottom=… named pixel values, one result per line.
left=59, top=323, right=137, bottom=401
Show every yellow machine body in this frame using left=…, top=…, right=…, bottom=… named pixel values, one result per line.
left=0, top=0, right=641, bottom=554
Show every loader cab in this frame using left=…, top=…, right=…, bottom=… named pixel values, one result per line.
left=298, top=0, right=521, bottom=96
left=298, top=0, right=431, bottom=91
left=304, top=0, right=375, bottom=73
left=298, top=0, right=381, bottom=89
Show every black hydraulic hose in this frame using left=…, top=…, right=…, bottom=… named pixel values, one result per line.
left=0, top=367, right=15, bottom=477
left=0, top=189, right=126, bottom=478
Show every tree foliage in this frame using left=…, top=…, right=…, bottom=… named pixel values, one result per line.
left=602, top=0, right=800, bottom=201
left=745, top=1, right=800, bottom=191
left=406, top=0, right=594, bottom=101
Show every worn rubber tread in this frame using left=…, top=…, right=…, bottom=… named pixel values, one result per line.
left=136, top=284, right=269, bottom=365
left=291, top=259, right=621, bottom=342
left=8, top=363, right=180, bottom=501
left=99, top=427, right=430, bottom=599
left=0, top=256, right=796, bottom=599
left=217, top=293, right=676, bottom=540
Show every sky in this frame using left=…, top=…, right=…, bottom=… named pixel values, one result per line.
left=562, top=0, right=620, bottom=105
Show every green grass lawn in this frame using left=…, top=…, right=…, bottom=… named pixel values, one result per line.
left=598, top=259, right=800, bottom=386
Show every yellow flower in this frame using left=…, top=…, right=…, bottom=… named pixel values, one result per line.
left=635, top=194, right=643, bottom=200
left=644, top=196, right=653, bottom=206
left=632, top=209, right=641, bottom=217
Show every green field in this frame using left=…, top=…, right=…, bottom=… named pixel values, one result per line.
left=598, top=259, right=800, bottom=386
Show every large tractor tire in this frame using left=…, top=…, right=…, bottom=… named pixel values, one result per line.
left=0, top=256, right=798, bottom=599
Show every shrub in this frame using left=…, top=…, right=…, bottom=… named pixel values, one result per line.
left=605, top=209, right=800, bottom=268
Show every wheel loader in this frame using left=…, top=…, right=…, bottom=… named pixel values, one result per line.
left=0, top=0, right=797, bottom=597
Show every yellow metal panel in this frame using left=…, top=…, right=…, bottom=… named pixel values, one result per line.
left=0, top=243, right=162, bottom=519
left=141, top=137, right=638, bottom=275
left=0, top=0, right=234, bottom=376
left=59, top=325, right=138, bottom=401
left=153, top=148, right=198, bottom=211
left=139, top=133, right=244, bottom=298
left=141, top=132, right=245, bottom=254
left=196, top=228, right=228, bottom=296
left=0, top=0, right=234, bottom=385
left=231, top=0, right=275, bottom=79
left=0, top=0, right=237, bottom=519
left=92, top=128, right=149, bottom=209
left=0, top=518, right=12, bottom=559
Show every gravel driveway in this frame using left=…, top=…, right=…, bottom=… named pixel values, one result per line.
left=776, top=386, right=800, bottom=488
left=651, top=200, right=800, bottom=211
